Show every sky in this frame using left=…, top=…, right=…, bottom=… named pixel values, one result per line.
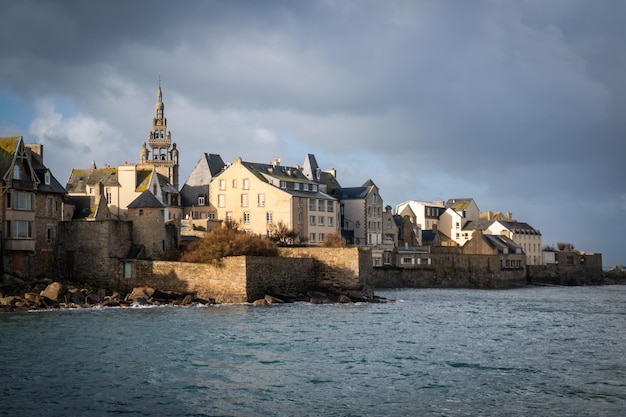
left=1, top=0, right=624, bottom=267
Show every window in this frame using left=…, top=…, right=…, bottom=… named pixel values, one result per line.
left=89, top=187, right=94, bottom=195
left=327, top=201, right=334, bottom=212
left=243, top=179, right=249, bottom=190
left=266, top=211, right=273, bottom=225
left=401, top=257, right=414, bottom=265
left=456, top=222, right=460, bottom=229
left=298, top=197, right=302, bottom=207
left=318, top=200, right=324, bottom=211
left=44, top=172, right=51, bottom=185
left=309, top=233, right=316, bottom=242
left=312, top=184, right=318, bottom=192
left=14, top=192, right=33, bottom=210
left=309, top=215, right=316, bottom=225
left=294, top=183, right=300, bottom=190
left=309, top=199, right=316, bottom=211
left=298, top=212, right=302, bottom=225
left=258, top=193, right=265, bottom=207
left=209, top=212, right=215, bottom=220
left=328, top=217, right=333, bottom=226
left=243, top=212, right=250, bottom=224
left=226, top=212, right=233, bottom=222
left=219, top=179, right=226, bottom=190
left=160, top=210, right=164, bottom=217
left=372, top=194, right=378, bottom=204
left=232, top=179, right=237, bottom=188
left=106, top=188, right=112, bottom=204
left=47, top=226, right=55, bottom=243
left=218, top=194, right=225, bottom=207
left=319, top=233, right=325, bottom=242
left=8, top=220, right=33, bottom=239
left=13, top=165, right=20, bottom=180
left=280, top=181, right=287, bottom=189
left=198, top=196, right=206, bottom=206
left=318, top=216, right=324, bottom=226
left=241, top=194, right=248, bottom=207
left=303, top=184, right=309, bottom=191
left=139, top=209, right=144, bottom=216
left=267, top=229, right=273, bottom=238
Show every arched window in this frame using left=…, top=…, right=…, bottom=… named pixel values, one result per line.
left=13, top=165, right=20, bottom=180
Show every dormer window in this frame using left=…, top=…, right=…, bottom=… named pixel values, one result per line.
left=198, top=196, right=206, bottom=206
left=44, top=171, right=51, bottom=185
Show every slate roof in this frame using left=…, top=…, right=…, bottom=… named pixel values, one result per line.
left=28, top=149, right=66, bottom=194
left=127, top=190, right=165, bottom=209
left=181, top=153, right=226, bottom=206
left=482, top=234, right=523, bottom=254
left=497, top=221, right=541, bottom=235
left=302, top=154, right=342, bottom=190
left=329, top=180, right=376, bottom=200
left=242, top=160, right=317, bottom=185
left=66, top=167, right=119, bottom=193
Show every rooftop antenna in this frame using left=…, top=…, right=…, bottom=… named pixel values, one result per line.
left=158, top=73, right=161, bottom=88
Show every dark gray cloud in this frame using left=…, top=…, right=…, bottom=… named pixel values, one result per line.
left=0, top=0, right=624, bottom=266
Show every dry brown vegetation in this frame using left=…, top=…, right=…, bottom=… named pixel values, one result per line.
left=181, top=226, right=278, bottom=264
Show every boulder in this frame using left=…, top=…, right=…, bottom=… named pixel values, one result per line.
left=69, top=291, right=85, bottom=305
left=0, top=296, right=22, bottom=306
left=252, top=299, right=268, bottom=307
left=126, top=287, right=155, bottom=302
left=85, top=293, right=102, bottom=305
left=181, top=294, right=195, bottom=305
left=264, top=294, right=284, bottom=304
left=337, top=295, right=353, bottom=303
left=40, top=282, right=66, bottom=301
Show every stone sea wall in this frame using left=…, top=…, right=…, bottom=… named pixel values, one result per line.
left=371, top=253, right=527, bottom=289
left=101, top=248, right=372, bottom=303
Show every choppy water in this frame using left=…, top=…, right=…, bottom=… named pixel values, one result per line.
left=1, top=286, right=625, bottom=416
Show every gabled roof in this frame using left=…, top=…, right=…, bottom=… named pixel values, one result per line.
left=462, top=219, right=495, bottom=231
left=128, top=190, right=165, bottom=209
left=446, top=198, right=475, bottom=211
left=0, top=136, right=21, bottom=176
left=329, top=180, right=377, bottom=200
left=242, top=160, right=316, bottom=185
left=66, top=167, right=119, bottom=193
left=301, top=153, right=342, bottom=190
left=482, top=234, right=523, bottom=254
left=28, top=149, right=66, bottom=194
left=496, top=221, right=541, bottom=235
left=181, top=153, right=224, bottom=206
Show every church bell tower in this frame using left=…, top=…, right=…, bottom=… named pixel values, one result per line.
left=140, top=79, right=179, bottom=189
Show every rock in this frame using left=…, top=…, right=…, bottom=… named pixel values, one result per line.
left=126, top=287, right=155, bottom=302
left=309, top=297, right=332, bottom=304
left=0, top=296, right=22, bottom=306
left=264, top=294, right=284, bottom=304
left=85, top=293, right=102, bottom=305
left=252, top=299, right=268, bottom=307
left=69, top=291, right=85, bottom=305
left=132, top=297, right=150, bottom=306
left=40, top=282, right=66, bottom=301
left=181, top=294, right=195, bottom=305
left=337, top=295, right=353, bottom=303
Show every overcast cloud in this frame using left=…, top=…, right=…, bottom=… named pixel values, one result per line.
left=1, top=0, right=624, bottom=267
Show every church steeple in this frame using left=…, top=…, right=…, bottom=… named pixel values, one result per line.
left=141, top=78, right=179, bottom=189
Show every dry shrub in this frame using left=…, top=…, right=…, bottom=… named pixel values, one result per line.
left=321, top=232, right=347, bottom=248
left=180, top=226, right=278, bottom=264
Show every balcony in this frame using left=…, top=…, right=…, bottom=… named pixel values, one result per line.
left=4, top=239, right=35, bottom=252
left=10, top=179, right=35, bottom=190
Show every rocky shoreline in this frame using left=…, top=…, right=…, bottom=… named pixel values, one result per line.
left=0, top=278, right=387, bottom=313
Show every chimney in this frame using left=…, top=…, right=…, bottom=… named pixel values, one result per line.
left=507, top=211, right=513, bottom=221
left=26, top=144, right=44, bottom=163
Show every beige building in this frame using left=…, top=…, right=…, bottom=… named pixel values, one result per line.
left=210, top=157, right=339, bottom=244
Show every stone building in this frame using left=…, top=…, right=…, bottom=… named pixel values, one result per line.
left=180, top=153, right=226, bottom=231
left=0, top=137, right=67, bottom=278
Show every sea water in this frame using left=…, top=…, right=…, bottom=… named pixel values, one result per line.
left=1, top=286, right=625, bottom=416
